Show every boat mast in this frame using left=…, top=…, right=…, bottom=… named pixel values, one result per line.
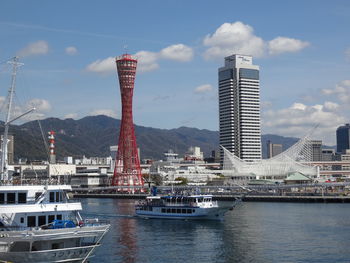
left=0, top=57, right=23, bottom=182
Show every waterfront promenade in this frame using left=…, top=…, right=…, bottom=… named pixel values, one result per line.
left=73, top=182, right=350, bottom=203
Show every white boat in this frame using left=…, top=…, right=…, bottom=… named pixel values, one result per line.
left=0, top=57, right=110, bottom=262
left=0, top=184, right=110, bottom=263
left=135, top=194, right=238, bottom=220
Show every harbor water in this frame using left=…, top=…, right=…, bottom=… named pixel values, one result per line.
left=81, top=198, right=350, bottom=263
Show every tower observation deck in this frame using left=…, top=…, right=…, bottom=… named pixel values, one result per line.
left=112, top=54, right=143, bottom=190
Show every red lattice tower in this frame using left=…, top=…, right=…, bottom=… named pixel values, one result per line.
left=112, top=54, right=143, bottom=190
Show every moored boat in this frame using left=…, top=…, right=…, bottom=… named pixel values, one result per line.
left=0, top=57, right=110, bottom=262
left=0, top=184, right=110, bottom=263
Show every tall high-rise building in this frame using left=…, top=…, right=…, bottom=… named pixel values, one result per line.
left=218, top=54, right=261, bottom=162
left=266, top=140, right=283, bottom=158
left=336, top=123, right=350, bottom=153
left=112, top=54, right=143, bottom=190
left=310, top=140, right=322, bottom=162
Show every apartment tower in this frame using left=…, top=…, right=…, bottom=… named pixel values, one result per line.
left=218, top=54, right=261, bottom=162
left=336, top=123, right=350, bottom=154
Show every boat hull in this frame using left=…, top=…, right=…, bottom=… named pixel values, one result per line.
left=0, top=224, right=110, bottom=263
left=0, top=244, right=97, bottom=263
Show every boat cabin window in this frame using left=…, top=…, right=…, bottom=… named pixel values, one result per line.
left=27, top=216, right=36, bottom=227
left=20, top=217, right=24, bottom=224
left=38, top=216, right=46, bottom=226
left=18, top=192, right=27, bottom=203
left=48, top=215, right=55, bottom=223
left=9, top=241, right=30, bottom=252
left=35, top=192, right=42, bottom=201
left=52, top=242, right=64, bottom=250
left=0, top=193, right=4, bottom=204
left=50, top=191, right=63, bottom=202
left=50, top=192, right=55, bottom=202
left=57, top=214, right=62, bottom=220
left=164, top=208, right=193, bottom=214
left=197, top=198, right=204, bottom=203
left=7, top=193, right=15, bottom=204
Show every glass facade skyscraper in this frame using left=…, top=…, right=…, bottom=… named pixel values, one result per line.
left=336, top=123, right=350, bottom=153
left=218, top=54, right=261, bottom=162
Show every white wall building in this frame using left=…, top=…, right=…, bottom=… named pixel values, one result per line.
left=218, top=54, right=262, bottom=162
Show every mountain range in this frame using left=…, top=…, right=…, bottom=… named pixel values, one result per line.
left=1, top=115, right=305, bottom=161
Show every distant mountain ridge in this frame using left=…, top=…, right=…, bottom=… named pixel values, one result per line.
left=0, top=115, right=314, bottom=161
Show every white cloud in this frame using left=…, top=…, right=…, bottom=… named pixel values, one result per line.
left=203, top=22, right=265, bottom=60
left=26, top=98, right=51, bottom=112
left=64, top=113, right=78, bottom=119
left=17, top=40, right=49, bottom=57
left=159, top=44, right=193, bottom=62
left=263, top=101, right=346, bottom=145
left=0, top=98, right=51, bottom=122
left=86, top=43, right=193, bottom=74
left=134, top=51, right=159, bottom=72
left=194, top=84, right=213, bottom=94
left=321, top=80, right=350, bottom=103
left=203, top=22, right=309, bottom=60
left=290, top=102, right=307, bottom=111
left=324, top=101, right=339, bottom=111
left=89, top=109, right=117, bottom=118
left=65, top=46, right=78, bottom=55
left=86, top=57, right=115, bottom=74
left=268, top=37, right=310, bottom=55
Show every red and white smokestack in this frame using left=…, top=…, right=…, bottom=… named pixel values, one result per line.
left=48, top=131, right=56, bottom=164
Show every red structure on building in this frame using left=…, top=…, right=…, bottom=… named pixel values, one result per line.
left=112, top=54, right=143, bottom=190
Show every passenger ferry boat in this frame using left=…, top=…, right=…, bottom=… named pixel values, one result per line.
left=135, top=194, right=237, bottom=220
left=0, top=184, right=110, bottom=263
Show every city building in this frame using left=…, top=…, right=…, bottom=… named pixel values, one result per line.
left=336, top=123, right=350, bottom=153
left=310, top=140, right=322, bottom=162
left=218, top=54, right=261, bottom=162
left=266, top=140, right=283, bottom=158
left=321, top=149, right=335, bottom=161
left=185, top=146, right=204, bottom=161
left=64, top=156, right=73, bottom=164
left=164, top=149, right=180, bottom=163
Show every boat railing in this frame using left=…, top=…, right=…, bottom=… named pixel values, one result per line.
left=0, top=219, right=109, bottom=232
left=0, top=198, right=82, bottom=205
left=80, top=218, right=110, bottom=227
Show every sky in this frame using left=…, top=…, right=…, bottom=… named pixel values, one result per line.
left=0, top=0, right=349, bottom=145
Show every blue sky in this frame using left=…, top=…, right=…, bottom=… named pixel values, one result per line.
left=0, top=0, right=349, bottom=144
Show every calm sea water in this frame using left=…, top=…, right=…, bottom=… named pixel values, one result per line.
left=80, top=198, right=350, bottom=263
